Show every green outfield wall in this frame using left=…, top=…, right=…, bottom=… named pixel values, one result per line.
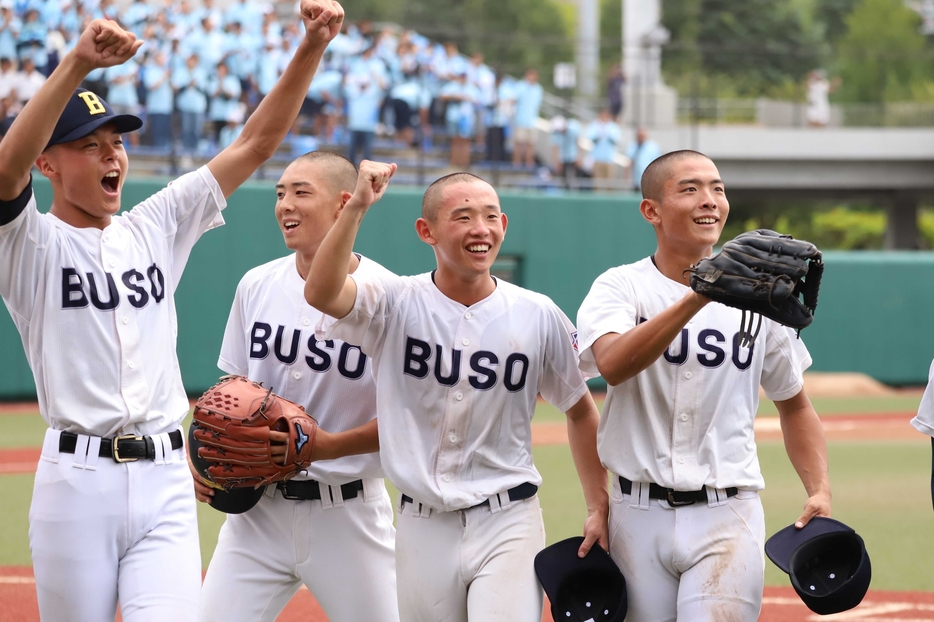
left=0, top=176, right=932, bottom=399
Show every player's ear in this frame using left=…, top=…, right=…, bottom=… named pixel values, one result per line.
left=500, top=212, right=508, bottom=236
left=35, top=153, right=57, bottom=179
left=335, top=190, right=353, bottom=218
left=640, top=198, right=661, bottom=226
left=415, top=217, right=436, bottom=246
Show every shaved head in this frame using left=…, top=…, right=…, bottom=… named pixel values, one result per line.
left=641, top=150, right=713, bottom=201
left=421, top=172, right=493, bottom=221
left=292, top=150, right=357, bottom=194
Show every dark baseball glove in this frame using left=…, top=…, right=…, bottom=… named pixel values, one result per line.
left=686, top=229, right=823, bottom=346
left=189, top=376, right=318, bottom=490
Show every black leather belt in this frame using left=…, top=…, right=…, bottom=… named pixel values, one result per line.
left=619, top=476, right=737, bottom=507
left=277, top=479, right=364, bottom=502
left=401, top=481, right=538, bottom=510
left=59, top=430, right=183, bottom=463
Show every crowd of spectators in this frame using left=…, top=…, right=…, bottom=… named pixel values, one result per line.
left=0, top=0, right=568, bottom=171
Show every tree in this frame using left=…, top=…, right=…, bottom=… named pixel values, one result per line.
left=399, top=0, right=572, bottom=85
left=835, top=0, right=932, bottom=102
left=660, top=0, right=825, bottom=97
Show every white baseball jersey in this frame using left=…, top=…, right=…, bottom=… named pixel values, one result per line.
left=577, top=257, right=811, bottom=491
left=0, top=167, right=226, bottom=437
left=317, top=269, right=588, bottom=512
left=218, top=253, right=386, bottom=484
left=910, top=359, right=934, bottom=437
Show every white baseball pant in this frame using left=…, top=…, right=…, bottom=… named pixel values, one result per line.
left=200, top=477, right=399, bottom=622
left=395, top=494, right=546, bottom=622
left=607, top=478, right=766, bottom=622
left=29, top=429, right=201, bottom=622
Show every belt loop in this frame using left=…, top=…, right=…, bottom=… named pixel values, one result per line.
left=152, top=433, right=167, bottom=465
left=71, top=434, right=90, bottom=470
left=637, top=481, right=651, bottom=510
left=707, top=486, right=728, bottom=508
left=362, top=478, right=380, bottom=503
left=84, top=437, right=101, bottom=471
left=41, top=429, right=61, bottom=463
left=320, top=483, right=335, bottom=510
left=160, top=432, right=177, bottom=463
left=487, top=492, right=503, bottom=514
left=415, top=502, right=431, bottom=519
left=330, top=484, right=345, bottom=509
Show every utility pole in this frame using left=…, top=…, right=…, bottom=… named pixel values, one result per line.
left=576, top=0, right=600, bottom=108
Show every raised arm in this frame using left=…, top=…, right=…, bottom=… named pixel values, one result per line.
left=207, top=0, right=343, bottom=198
left=0, top=20, right=141, bottom=200
left=590, top=290, right=709, bottom=386
left=304, top=160, right=396, bottom=319
left=775, top=388, right=831, bottom=528
left=565, top=392, right=609, bottom=557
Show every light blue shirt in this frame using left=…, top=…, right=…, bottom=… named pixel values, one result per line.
left=492, top=80, right=516, bottom=127
left=307, top=69, right=342, bottom=101
left=513, top=80, right=543, bottom=128
left=121, top=1, right=151, bottom=36
left=587, top=120, right=622, bottom=163
left=173, top=64, right=208, bottom=114
left=256, top=50, right=280, bottom=96
left=144, top=63, right=173, bottom=114
left=219, top=123, right=243, bottom=149
left=104, top=61, right=139, bottom=107
left=551, top=119, right=582, bottom=163
left=440, top=80, right=478, bottom=125
left=0, top=14, right=19, bottom=60
left=345, top=80, right=382, bottom=132
left=208, top=73, right=241, bottom=121
left=626, top=139, right=662, bottom=188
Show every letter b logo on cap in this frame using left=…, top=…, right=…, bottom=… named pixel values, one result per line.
left=77, top=91, right=106, bottom=115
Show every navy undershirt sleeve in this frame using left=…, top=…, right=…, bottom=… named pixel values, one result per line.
left=0, top=176, right=32, bottom=226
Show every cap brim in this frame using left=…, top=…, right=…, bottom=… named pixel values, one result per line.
left=47, top=113, right=143, bottom=149
left=765, top=517, right=856, bottom=574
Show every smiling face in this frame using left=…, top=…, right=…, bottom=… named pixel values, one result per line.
left=417, top=180, right=507, bottom=280
left=38, top=123, right=129, bottom=229
left=644, top=155, right=729, bottom=257
left=274, top=159, right=344, bottom=255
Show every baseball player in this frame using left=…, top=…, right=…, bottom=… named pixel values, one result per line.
left=576, top=150, right=832, bottom=622
left=910, top=359, right=934, bottom=509
left=194, top=151, right=399, bottom=622
left=0, top=4, right=344, bottom=620
left=304, top=168, right=610, bottom=622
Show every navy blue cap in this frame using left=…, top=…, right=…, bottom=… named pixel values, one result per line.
left=45, top=88, right=142, bottom=150
left=534, top=537, right=627, bottom=622
left=766, top=517, right=871, bottom=615
left=187, top=424, right=265, bottom=514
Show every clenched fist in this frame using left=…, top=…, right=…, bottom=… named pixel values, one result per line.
left=70, top=20, right=143, bottom=71
left=300, top=0, right=344, bottom=46
left=345, top=160, right=397, bottom=214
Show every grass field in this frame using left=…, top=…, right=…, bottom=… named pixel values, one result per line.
left=1, top=395, right=931, bottom=593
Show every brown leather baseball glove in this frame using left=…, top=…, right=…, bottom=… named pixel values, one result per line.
left=190, top=376, right=318, bottom=489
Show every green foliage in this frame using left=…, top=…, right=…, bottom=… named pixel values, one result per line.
left=398, top=0, right=572, bottom=86
left=814, top=0, right=860, bottom=42
left=662, top=0, right=824, bottom=97
left=722, top=203, right=888, bottom=250
left=920, top=208, right=934, bottom=248
left=835, top=0, right=932, bottom=102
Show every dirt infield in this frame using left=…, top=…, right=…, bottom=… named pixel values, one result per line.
left=1, top=567, right=932, bottom=621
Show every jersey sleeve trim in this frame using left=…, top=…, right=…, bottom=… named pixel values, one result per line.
left=0, top=177, right=32, bottom=227
left=217, top=357, right=247, bottom=377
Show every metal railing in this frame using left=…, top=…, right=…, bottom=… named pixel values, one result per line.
left=676, top=98, right=934, bottom=128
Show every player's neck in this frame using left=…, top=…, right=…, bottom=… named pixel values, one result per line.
left=432, top=265, right=497, bottom=307
left=652, top=245, right=713, bottom=287
left=294, top=250, right=358, bottom=281
left=50, top=200, right=113, bottom=230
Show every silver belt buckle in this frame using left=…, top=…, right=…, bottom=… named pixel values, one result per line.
left=667, top=489, right=696, bottom=507
left=112, top=434, right=143, bottom=463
